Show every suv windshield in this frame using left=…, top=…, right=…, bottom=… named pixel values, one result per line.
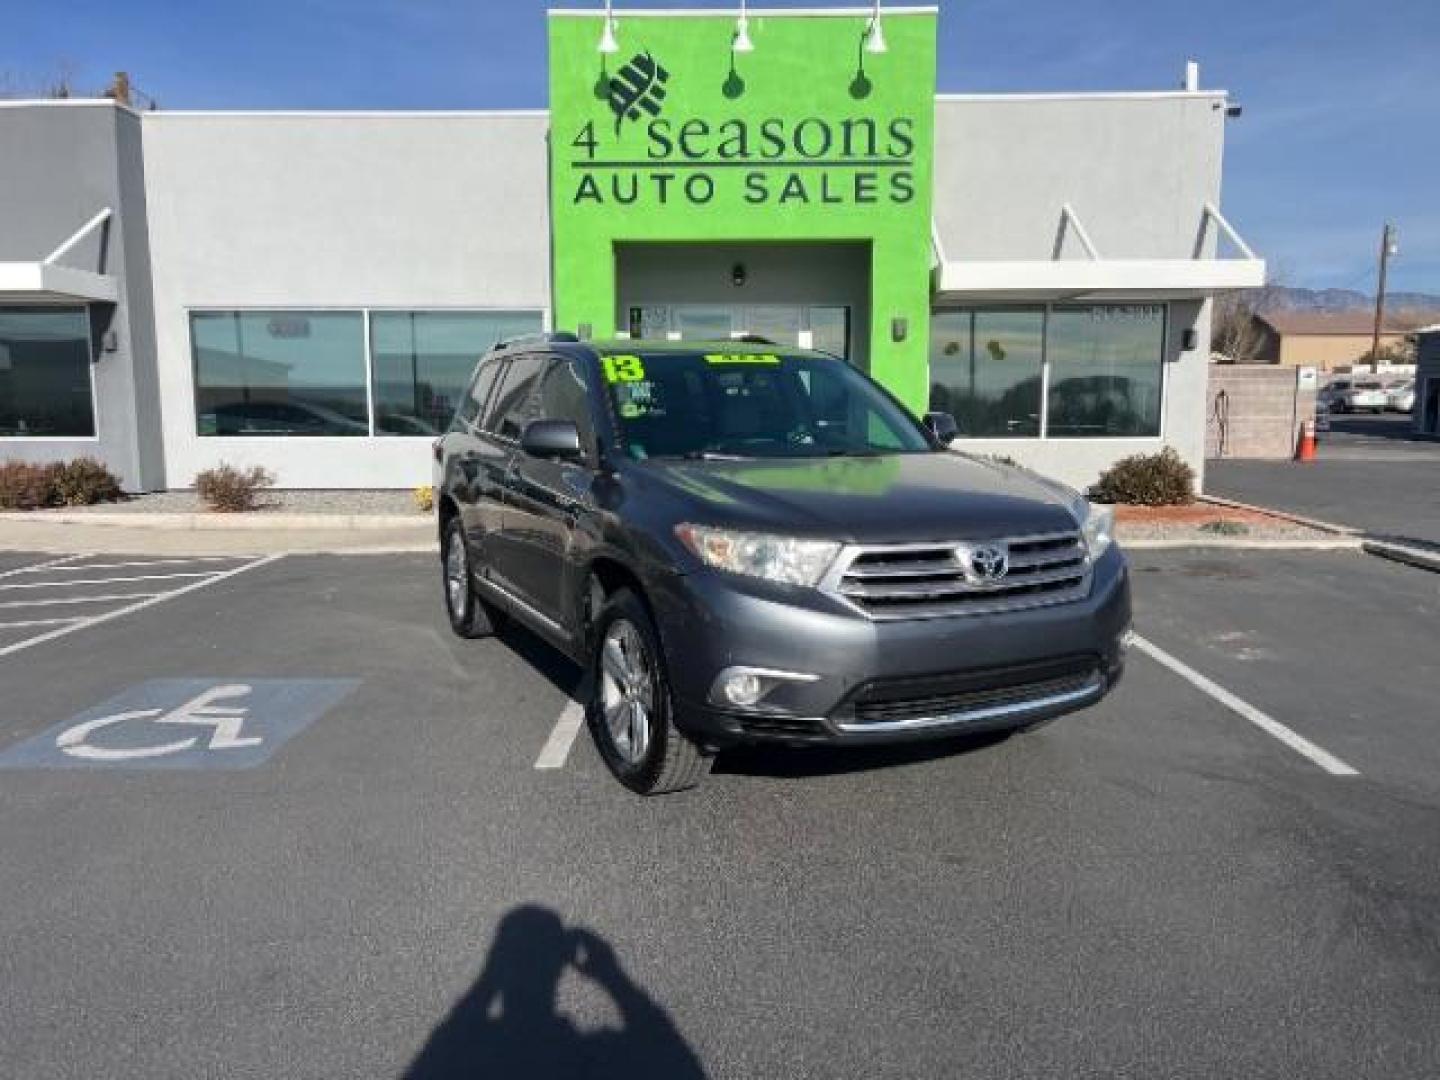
left=600, top=349, right=932, bottom=460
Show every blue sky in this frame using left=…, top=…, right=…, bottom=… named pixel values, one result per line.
left=9, top=0, right=1438, bottom=294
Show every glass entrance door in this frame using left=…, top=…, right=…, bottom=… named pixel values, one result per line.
left=627, top=304, right=851, bottom=361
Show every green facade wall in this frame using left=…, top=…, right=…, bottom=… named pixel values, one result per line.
left=547, top=10, right=937, bottom=411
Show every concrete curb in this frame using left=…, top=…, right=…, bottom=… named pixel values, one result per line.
left=1199, top=495, right=1440, bottom=572
left=1362, top=539, right=1440, bottom=574
left=0, top=511, right=430, bottom=531
left=1120, top=536, right=1364, bottom=551
left=1196, top=494, right=1361, bottom=537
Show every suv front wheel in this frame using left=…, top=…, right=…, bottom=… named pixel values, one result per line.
left=587, top=588, right=711, bottom=795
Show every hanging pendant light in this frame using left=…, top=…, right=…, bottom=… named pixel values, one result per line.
left=865, top=0, right=888, bottom=54
left=598, top=0, right=619, bottom=54
left=734, top=0, right=755, bottom=52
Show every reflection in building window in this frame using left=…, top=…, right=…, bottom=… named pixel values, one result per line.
left=928, top=309, right=1044, bottom=437
left=1047, top=305, right=1165, bottom=437
left=370, top=311, right=543, bottom=436
left=192, top=311, right=368, bottom=436
left=0, top=307, right=95, bottom=438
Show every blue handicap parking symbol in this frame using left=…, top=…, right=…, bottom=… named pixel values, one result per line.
left=0, top=679, right=358, bottom=770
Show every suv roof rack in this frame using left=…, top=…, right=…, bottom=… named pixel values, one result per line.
left=494, top=331, right=581, bottom=351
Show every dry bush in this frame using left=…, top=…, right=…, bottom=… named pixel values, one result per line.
left=52, top=458, right=123, bottom=506
left=194, top=464, right=276, bottom=512
left=0, top=462, right=62, bottom=510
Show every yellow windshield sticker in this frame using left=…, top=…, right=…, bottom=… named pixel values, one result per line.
left=704, top=352, right=780, bottom=366
left=602, top=354, right=646, bottom=383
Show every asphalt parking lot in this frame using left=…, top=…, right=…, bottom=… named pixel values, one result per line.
left=1, top=545, right=1438, bottom=1078
left=1208, top=413, right=1440, bottom=546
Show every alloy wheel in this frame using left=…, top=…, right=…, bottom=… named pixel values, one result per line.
left=445, top=530, right=468, bottom=618
left=598, top=618, right=655, bottom=764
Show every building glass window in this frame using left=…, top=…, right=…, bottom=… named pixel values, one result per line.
left=192, top=311, right=368, bottom=436
left=370, top=311, right=543, bottom=436
left=0, top=307, right=95, bottom=437
left=809, top=307, right=850, bottom=361
left=928, top=309, right=1044, bottom=437
left=1046, top=304, right=1166, bottom=437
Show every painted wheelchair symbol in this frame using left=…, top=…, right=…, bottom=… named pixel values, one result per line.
left=55, top=684, right=261, bottom=762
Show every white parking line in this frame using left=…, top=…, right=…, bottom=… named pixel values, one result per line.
left=0, top=616, right=85, bottom=630
left=0, top=554, right=84, bottom=580
left=22, top=557, right=244, bottom=573
left=0, top=554, right=284, bottom=660
left=0, top=571, right=218, bottom=590
left=535, top=700, right=587, bottom=770
left=1131, top=634, right=1359, bottom=777
left=0, top=593, right=163, bottom=609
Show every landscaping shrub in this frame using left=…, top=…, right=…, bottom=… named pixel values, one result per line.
left=0, top=462, right=62, bottom=510
left=0, top=458, right=123, bottom=510
left=194, top=464, right=275, bottom=512
left=52, top=458, right=123, bottom=506
left=413, top=485, right=435, bottom=513
left=1088, top=448, right=1195, bottom=506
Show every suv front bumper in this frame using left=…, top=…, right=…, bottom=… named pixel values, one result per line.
left=648, top=547, right=1131, bottom=748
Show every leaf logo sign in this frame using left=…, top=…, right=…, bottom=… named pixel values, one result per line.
left=607, top=52, right=670, bottom=135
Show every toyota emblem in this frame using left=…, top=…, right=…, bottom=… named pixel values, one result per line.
left=963, top=543, right=1009, bottom=583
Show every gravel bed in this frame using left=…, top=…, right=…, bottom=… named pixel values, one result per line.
left=65, top=490, right=425, bottom=516
left=1116, top=519, right=1341, bottom=545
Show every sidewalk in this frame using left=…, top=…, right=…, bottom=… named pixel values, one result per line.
left=0, top=515, right=435, bottom=556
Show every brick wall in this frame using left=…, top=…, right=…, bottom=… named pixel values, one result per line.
left=1207, top=365, right=1314, bottom=459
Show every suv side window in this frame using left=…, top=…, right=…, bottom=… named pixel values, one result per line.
left=453, top=357, right=502, bottom=431
left=537, top=356, right=598, bottom=460
left=484, top=352, right=547, bottom=440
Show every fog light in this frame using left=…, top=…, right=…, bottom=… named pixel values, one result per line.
left=721, top=672, right=764, bottom=707
left=708, top=666, right=821, bottom=713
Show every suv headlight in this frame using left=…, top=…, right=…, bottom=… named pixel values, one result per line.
left=674, top=524, right=840, bottom=587
left=1074, top=499, right=1116, bottom=560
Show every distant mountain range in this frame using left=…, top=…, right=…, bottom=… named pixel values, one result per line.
left=1261, top=286, right=1440, bottom=316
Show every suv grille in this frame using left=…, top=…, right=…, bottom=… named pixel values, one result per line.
left=824, top=531, right=1090, bottom=620
left=838, top=655, right=1102, bottom=728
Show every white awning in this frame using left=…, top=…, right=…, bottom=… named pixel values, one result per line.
left=0, top=208, right=118, bottom=304
left=932, top=203, right=1266, bottom=302
left=0, top=261, right=119, bottom=303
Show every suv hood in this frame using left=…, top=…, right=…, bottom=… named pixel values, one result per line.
left=633, top=452, right=1080, bottom=544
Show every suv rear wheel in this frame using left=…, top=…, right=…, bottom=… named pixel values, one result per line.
left=442, top=517, right=500, bottom=639
left=587, top=588, right=711, bottom=795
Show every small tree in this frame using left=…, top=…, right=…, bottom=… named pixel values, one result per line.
left=1357, top=340, right=1416, bottom=367
left=1211, top=271, right=1289, bottom=364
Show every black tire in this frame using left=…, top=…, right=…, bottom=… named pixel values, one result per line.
left=586, top=588, right=711, bottom=795
left=442, top=517, right=499, bottom=639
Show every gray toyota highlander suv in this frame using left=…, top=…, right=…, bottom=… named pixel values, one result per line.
left=434, top=334, right=1131, bottom=794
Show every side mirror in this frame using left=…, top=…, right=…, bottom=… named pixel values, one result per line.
left=923, top=411, right=959, bottom=446
left=520, top=419, right=583, bottom=461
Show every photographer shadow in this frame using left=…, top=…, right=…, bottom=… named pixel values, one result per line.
left=404, top=905, right=706, bottom=1080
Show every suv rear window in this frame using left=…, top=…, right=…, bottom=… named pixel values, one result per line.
left=599, top=350, right=931, bottom=460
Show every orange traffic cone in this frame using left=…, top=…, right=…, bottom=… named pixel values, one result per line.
left=1296, top=418, right=1317, bottom=462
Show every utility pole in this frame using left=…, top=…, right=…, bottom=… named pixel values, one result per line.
left=1369, top=222, right=1398, bottom=372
